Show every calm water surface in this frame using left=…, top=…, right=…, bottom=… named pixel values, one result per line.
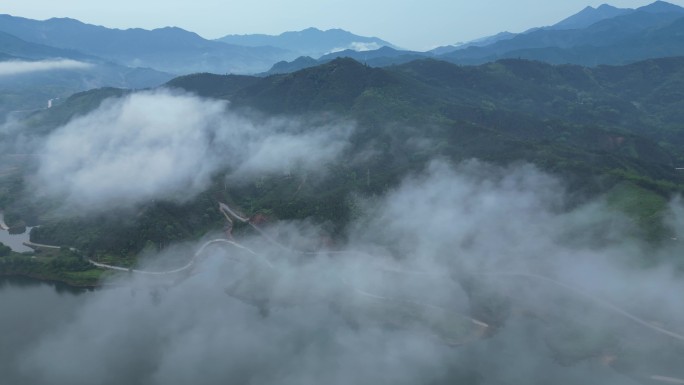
left=0, top=212, right=33, bottom=252
left=0, top=277, right=91, bottom=384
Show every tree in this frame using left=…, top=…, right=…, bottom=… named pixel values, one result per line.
left=0, top=242, right=11, bottom=257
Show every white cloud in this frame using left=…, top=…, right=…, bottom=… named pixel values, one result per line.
left=6, top=160, right=684, bottom=384
left=349, top=42, right=382, bottom=51
left=326, top=42, right=383, bottom=55
left=33, top=89, right=352, bottom=210
left=0, top=59, right=93, bottom=76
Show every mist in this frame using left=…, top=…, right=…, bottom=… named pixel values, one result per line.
left=31, top=89, right=353, bottom=211
left=0, top=59, right=93, bottom=76
left=3, top=159, right=684, bottom=384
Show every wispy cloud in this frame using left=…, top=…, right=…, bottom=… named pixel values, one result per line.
left=327, top=42, right=382, bottom=55
left=0, top=59, right=93, bottom=76
left=349, top=42, right=382, bottom=51
left=32, top=89, right=352, bottom=211
left=4, top=160, right=684, bottom=384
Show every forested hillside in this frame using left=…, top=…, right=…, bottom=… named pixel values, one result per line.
left=4, top=56, right=684, bottom=262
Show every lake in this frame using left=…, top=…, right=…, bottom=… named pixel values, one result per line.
left=0, top=212, right=33, bottom=253
left=0, top=276, right=90, bottom=384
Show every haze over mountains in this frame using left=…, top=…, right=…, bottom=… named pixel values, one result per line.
left=0, top=29, right=172, bottom=116
left=439, top=0, right=684, bottom=66
left=0, top=14, right=293, bottom=74
left=1, top=1, right=683, bottom=128
left=5, top=52, right=684, bottom=385
left=2, top=1, right=684, bottom=78
left=216, top=27, right=396, bottom=58
left=550, top=4, right=633, bottom=30
left=0, top=14, right=403, bottom=112
left=269, top=1, right=684, bottom=73
left=3, top=2, right=684, bottom=384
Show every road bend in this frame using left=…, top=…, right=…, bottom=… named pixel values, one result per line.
left=90, top=239, right=272, bottom=276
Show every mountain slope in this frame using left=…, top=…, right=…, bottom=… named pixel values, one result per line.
left=0, top=30, right=173, bottom=115
left=261, top=47, right=430, bottom=75
left=0, top=15, right=295, bottom=74
left=0, top=30, right=91, bottom=60
left=475, top=15, right=684, bottom=66
left=260, top=1, right=684, bottom=74
left=0, top=61, right=173, bottom=116
left=7, top=56, right=684, bottom=269
left=429, top=32, right=517, bottom=55
left=550, top=4, right=632, bottom=30
left=263, top=56, right=320, bottom=75
left=441, top=2, right=684, bottom=66
left=216, top=27, right=396, bottom=58
left=170, top=57, right=684, bottom=175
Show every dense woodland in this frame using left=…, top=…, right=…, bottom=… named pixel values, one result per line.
left=2, top=56, right=684, bottom=265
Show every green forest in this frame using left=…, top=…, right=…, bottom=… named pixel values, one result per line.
left=2, top=56, right=684, bottom=284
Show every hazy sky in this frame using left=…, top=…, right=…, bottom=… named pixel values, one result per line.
left=3, top=0, right=684, bottom=50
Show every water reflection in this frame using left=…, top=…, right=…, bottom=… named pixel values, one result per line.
left=0, top=227, right=34, bottom=253
left=0, top=212, right=33, bottom=252
left=0, top=275, right=90, bottom=384
left=0, top=275, right=91, bottom=295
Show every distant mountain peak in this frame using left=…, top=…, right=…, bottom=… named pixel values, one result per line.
left=0, top=14, right=293, bottom=74
left=215, top=27, right=396, bottom=58
left=637, top=0, right=684, bottom=13
left=551, top=3, right=632, bottom=29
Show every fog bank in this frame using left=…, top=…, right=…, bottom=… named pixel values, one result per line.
left=3, top=160, right=684, bottom=384
left=0, top=59, right=93, bottom=76
left=32, top=89, right=352, bottom=211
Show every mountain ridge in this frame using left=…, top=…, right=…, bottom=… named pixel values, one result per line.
left=215, top=27, right=397, bottom=58
left=551, top=4, right=633, bottom=30
left=440, top=4, right=684, bottom=66
left=0, top=14, right=296, bottom=74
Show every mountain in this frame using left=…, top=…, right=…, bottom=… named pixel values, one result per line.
left=138, top=57, right=684, bottom=180
left=441, top=1, right=684, bottom=66
left=0, top=30, right=173, bottom=116
left=167, top=57, right=684, bottom=211
left=637, top=0, right=684, bottom=13
left=550, top=4, right=632, bottom=30
left=0, top=52, right=18, bottom=61
left=0, top=14, right=296, bottom=74
left=261, top=46, right=429, bottom=75
left=429, top=32, right=518, bottom=55
left=0, top=30, right=92, bottom=60
left=0, top=60, right=173, bottom=117
left=29, top=56, right=684, bottom=191
left=255, top=1, right=684, bottom=74
left=15, top=56, right=684, bottom=262
left=215, top=27, right=397, bottom=58
left=317, top=46, right=425, bottom=62
left=478, top=18, right=684, bottom=66
left=262, top=56, right=319, bottom=75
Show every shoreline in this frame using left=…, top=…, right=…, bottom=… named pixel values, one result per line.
left=0, top=271, right=100, bottom=289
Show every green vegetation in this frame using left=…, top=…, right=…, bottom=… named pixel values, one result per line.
left=3, top=56, right=684, bottom=284
left=0, top=247, right=104, bottom=287
left=19, top=87, right=129, bottom=134
left=0, top=242, right=11, bottom=257
left=605, top=182, right=671, bottom=246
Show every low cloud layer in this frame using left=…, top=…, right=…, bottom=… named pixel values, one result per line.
left=33, top=89, right=352, bottom=210
left=3, top=161, right=684, bottom=384
left=0, top=59, right=93, bottom=76
left=328, top=42, right=382, bottom=54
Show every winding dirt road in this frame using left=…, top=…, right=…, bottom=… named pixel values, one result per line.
left=85, top=200, right=684, bottom=356
left=89, top=238, right=272, bottom=276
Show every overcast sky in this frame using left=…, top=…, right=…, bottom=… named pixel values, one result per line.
left=3, top=0, right=683, bottom=50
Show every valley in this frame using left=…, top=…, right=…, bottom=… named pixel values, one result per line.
left=2, top=2, right=684, bottom=384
